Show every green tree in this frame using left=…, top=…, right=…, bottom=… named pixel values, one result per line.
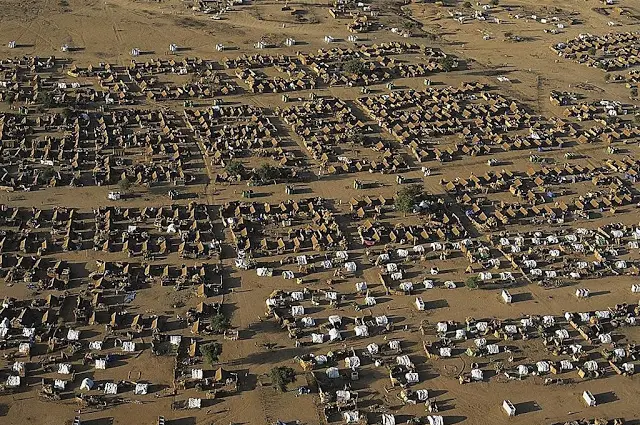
left=270, top=366, right=296, bottom=392
left=210, top=312, right=231, bottom=334
left=201, top=342, right=222, bottom=366
left=37, top=91, right=56, bottom=108
left=462, top=1, right=472, bottom=8
left=40, top=166, right=56, bottom=183
left=225, top=160, right=244, bottom=176
left=118, top=177, right=132, bottom=191
left=465, top=276, right=479, bottom=289
left=254, top=164, right=281, bottom=184
left=438, top=55, right=456, bottom=72
left=395, top=184, right=423, bottom=214
left=343, top=59, right=367, bottom=75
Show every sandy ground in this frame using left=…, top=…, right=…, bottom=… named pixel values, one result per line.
left=1, top=0, right=639, bottom=425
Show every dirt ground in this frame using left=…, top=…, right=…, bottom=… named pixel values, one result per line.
left=0, top=0, right=639, bottom=425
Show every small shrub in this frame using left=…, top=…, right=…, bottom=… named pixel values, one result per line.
left=465, top=276, right=479, bottom=289
left=395, top=184, right=423, bottom=214
left=270, top=366, right=296, bottom=392
left=225, top=160, right=244, bottom=176
left=210, top=313, right=231, bottom=334
left=201, top=342, right=222, bottom=366
left=438, top=55, right=456, bottom=72
left=40, top=166, right=56, bottom=183
left=254, top=164, right=281, bottom=184
left=343, top=59, right=367, bottom=75
left=118, top=177, right=131, bottom=191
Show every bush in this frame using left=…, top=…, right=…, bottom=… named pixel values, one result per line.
left=225, top=160, right=244, bottom=176
left=489, top=0, right=499, bottom=5
left=37, top=91, right=56, bottom=108
left=465, top=276, right=479, bottom=289
left=462, top=1, right=472, bottom=7
left=438, top=55, right=456, bottom=72
left=395, top=184, right=423, bottom=214
left=631, top=87, right=638, bottom=97
left=201, top=342, right=222, bottom=366
left=587, top=47, right=596, bottom=56
left=118, top=177, right=132, bottom=191
left=210, top=313, right=231, bottom=334
left=270, top=366, right=296, bottom=392
left=254, top=164, right=281, bottom=184
left=40, top=166, right=56, bottom=183
left=343, top=59, right=367, bottom=75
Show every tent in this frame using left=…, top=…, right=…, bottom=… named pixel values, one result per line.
left=382, top=414, right=396, bottom=425
left=80, top=378, right=94, bottom=390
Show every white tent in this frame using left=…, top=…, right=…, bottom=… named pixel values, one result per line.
left=58, top=363, right=73, bottom=374
left=354, top=325, right=369, bottom=337
left=344, top=262, right=357, bottom=272
left=6, top=376, right=20, bottom=387
left=345, top=356, right=361, bottom=369
left=367, top=343, right=379, bottom=355
left=192, top=369, right=204, bottom=379
left=382, top=414, right=396, bottom=425
left=536, top=361, right=550, bottom=374
left=326, top=367, right=340, bottom=379
left=80, top=378, right=94, bottom=390
left=328, top=328, right=342, bottom=341
left=375, top=315, right=388, bottom=326
left=400, top=282, right=413, bottom=292
left=122, top=341, right=136, bottom=352
left=343, top=411, right=360, bottom=424
left=134, top=383, right=149, bottom=395
left=426, top=416, right=444, bottom=425
left=471, top=368, right=483, bottom=381
left=486, top=344, right=499, bottom=355
left=439, top=347, right=451, bottom=357
left=312, top=333, right=324, bottom=344
left=104, top=382, right=118, bottom=394
left=336, top=390, right=351, bottom=403
left=405, top=372, right=419, bottom=383
left=396, top=355, right=412, bottom=367
left=256, top=267, right=273, bottom=277
left=188, top=398, right=202, bottom=409
left=291, top=305, right=305, bottom=316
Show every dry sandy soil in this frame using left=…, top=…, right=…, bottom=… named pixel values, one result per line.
left=0, top=1, right=639, bottom=425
